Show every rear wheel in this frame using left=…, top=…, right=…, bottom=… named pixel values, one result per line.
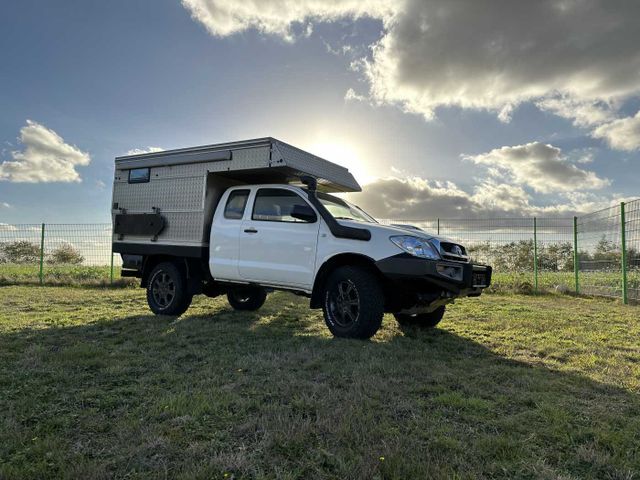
left=322, top=266, right=384, bottom=339
left=146, top=262, right=192, bottom=316
left=227, top=286, right=267, bottom=311
left=394, top=306, right=446, bottom=328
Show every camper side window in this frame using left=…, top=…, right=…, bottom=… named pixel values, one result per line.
left=128, top=168, right=150, bottom=183
left=224, top=189, right=250, bottom=219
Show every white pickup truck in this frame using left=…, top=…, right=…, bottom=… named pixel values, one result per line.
left=112, top=138, right=491, bottom=339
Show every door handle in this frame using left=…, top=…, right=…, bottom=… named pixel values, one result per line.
left=244, top=228, right=258, bottom=234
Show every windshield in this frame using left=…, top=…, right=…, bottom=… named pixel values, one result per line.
left=317, top=192, right=377, bottom=223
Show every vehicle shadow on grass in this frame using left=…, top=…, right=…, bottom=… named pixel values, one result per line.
left=1, top=305, right=639, bottom=479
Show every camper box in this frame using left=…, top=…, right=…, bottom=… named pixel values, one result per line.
left=111, top=137, right=361, bottom=257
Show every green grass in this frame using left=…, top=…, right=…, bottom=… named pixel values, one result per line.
left=0, top=264, right=133, bottom=287
left=1, top=286, right=639, bottom=479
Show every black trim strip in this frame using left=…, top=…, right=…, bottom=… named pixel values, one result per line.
left=112, top=242, right=207, bottom=258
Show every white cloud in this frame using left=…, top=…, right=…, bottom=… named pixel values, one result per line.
left=536, top=97, right=617, bottom=128
left=182, top=0, right=640, bottom=148
left=591, top=111, right=640, bottom=151
left=1, top=202, right=11, bottom=208
left=125, top=146, right=164, bottom=155
left=181, top=0, right=395, bottom=41
left=344, top=88, right=367, bottom=102
left=0, top=120, right=91, bottom=183
left=464, top=142, right=609, bottom=193
left=95, top=180, right=106, bottom=189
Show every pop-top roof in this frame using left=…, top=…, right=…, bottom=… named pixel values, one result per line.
left=115, top=137, right=361, bottom=192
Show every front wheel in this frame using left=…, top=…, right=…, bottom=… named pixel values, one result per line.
left=394, top=306, right=446, bottom=328
left=227, top=286, right=267, bottom=311
left=322, top=266, right=384, bottom=339
left=146, top=262, right=192, bottom=316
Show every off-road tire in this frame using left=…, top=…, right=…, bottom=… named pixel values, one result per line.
left=146, top=262, right=192, bottom=316
left=227, top=287, right=267, bottom=311
left=394, top=306, right=446, bottom=328
left=322, top=266, right=384, bottom=339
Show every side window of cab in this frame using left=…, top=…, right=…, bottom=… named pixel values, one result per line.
left=224, top=189, right=250, bottom=219
left=252, top=188, right=316, bottom=223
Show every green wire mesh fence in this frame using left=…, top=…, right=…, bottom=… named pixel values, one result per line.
left=379, top=217, right=575, bottom=294
left=0, top=200, right=638, bottom=302
left=625, top=200, right=640, bottom=302
left=379, top=201, right=637, bottom=303
left=0, top=223, right=121, bottom=286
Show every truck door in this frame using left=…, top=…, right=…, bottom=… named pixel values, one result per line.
left=239, top=187, right=319, bottom=288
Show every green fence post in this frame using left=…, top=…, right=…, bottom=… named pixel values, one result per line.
left=533, top=217, right=538, bottom=294
left=573, top=216, right=579, bottom=294
left=437, top=218, right=440, bottom=236
left=39, top=223, right=45, bottom=286
left=621, top=202, right=628, bottom=305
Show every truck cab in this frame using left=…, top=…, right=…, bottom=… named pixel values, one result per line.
left=112, top=138, right=491, bottom=339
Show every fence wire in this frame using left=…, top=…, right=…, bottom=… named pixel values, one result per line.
left=0, top=223, right=121, bottom=285
left=576, top=205, right=622, bottom=299
left=379, top=217, right=575, bottom=293
left=623, top=200, right=640, bottom=302
left=0, top=201, right=637, bottom=302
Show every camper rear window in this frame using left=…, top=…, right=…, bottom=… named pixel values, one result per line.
left=128, top=168, right=150, bottom=183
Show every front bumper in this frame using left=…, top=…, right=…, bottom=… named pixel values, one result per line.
left=375, top=254, right=492, bottom=296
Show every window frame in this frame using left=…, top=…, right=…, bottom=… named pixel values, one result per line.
left=251, top=188, right=317, bottom=224
left=223, top=188, right=251, bottom=220
left=128, top=168, right=150, bottom=184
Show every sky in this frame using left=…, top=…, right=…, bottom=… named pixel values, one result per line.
left=1, top=0, right=639, bottom=223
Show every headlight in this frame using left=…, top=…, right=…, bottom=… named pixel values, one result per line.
left=390, top=235, right=441, bottom=260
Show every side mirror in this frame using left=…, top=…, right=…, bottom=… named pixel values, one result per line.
left=290, top=204, right=317, bottom=223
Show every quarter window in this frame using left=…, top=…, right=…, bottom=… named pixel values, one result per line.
left=224, top=189, right=250, bottom=219
left=252, top=188, right=313, bottom=223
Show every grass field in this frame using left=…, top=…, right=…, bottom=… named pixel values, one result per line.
left=0, top=264, right=128, bottom=287
left=1, top=286, right=639, bottom=479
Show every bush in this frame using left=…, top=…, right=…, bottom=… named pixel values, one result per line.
left=49, top=243, right=84, bottom=265
left=0, top=241, right=41, bottom=264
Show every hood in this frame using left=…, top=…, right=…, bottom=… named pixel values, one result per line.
left=335, top=219, right=464, bottom=247
left=335, top=219, right=448, bottom=242
left=335, top=219, right=470, bottom=261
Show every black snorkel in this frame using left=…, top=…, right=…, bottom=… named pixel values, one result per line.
left=301, top=176, right=371, bottom=241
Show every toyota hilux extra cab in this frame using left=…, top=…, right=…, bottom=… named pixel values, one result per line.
left=112, top=138, right=491, bottom=339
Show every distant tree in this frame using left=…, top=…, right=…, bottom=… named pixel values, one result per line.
left=467, top=241, right=493, bottom=265
left=539, top=242, right=574, bottom=271
left=501, top=240, right=534, bottom=271
left=49, top=243, right=84, bottom=264
left=627, top=247, right=640, bottom=270
left=0, top=240, right=41, bottom=264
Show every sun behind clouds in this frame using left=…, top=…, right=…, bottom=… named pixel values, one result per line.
left=306, top=140, right=375, bottom=186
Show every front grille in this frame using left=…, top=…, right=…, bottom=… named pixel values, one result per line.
left=440, top=242, right=469, bottom=263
